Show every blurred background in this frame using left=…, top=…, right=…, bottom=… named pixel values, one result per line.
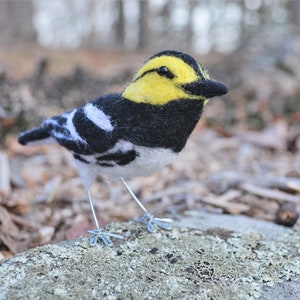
left=0, top=0, right=299, bottom=134
left=0, top=0, right=299, bottom=53
left=0, top=0, right=299, bottom=257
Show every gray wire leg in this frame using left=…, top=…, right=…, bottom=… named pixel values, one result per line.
left=87, top=188, right=123, bottom=246
left=120, top=177, right=173, bottom=233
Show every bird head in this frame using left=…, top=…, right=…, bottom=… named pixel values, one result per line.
left=122, top=50, right=228, bottom=105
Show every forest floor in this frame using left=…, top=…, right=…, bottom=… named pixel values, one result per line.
left=0, top=43, right=299, bottom=258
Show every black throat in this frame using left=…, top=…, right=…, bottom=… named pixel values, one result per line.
left=107, top=97, right=205, bottom=153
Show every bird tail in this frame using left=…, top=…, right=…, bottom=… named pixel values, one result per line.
left=18, top=126, right=55, bottom=146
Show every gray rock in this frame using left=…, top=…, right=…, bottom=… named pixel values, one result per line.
left=0, top=212, right=299, bottom=300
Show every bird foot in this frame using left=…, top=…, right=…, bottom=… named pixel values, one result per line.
left=87, top=228, right=124, bottom=247
left=134, top=212, right=173, bottom=233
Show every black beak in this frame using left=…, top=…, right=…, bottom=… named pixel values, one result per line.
left=181, top=79, right=228, bottom=98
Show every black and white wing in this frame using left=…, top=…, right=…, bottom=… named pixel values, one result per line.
left=19, top=95, right=117, bottom=154
left=18, top=94, right=138, bottom=167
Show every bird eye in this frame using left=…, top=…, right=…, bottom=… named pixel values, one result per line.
left=156, top=66, right=175, bottom=79
left=157, top=66, right=169, bottom=75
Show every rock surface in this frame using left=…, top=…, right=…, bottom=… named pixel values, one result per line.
left=0, top=211, right=300, bottom=300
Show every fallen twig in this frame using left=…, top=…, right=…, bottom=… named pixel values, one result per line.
left=0, top=151, right=11, bottom=196
left=209, top=172, right=300, bottom=193
left=201, top=190, right=250, bottom=214
left=240, top=183, right=299, bottom=203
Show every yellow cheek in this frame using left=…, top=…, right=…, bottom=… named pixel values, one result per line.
left=123, top=75, right=196, bottom=105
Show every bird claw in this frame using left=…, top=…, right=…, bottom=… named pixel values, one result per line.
left=87, top=228, right=124, bottom=247
left=134, top=213, right=173, bottom=233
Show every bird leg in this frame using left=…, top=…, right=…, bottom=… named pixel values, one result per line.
left=86, top=188, right=123, bottom=246
left=120, top=177, right=173, bottom=233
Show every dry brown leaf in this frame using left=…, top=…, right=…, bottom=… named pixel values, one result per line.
left=232, top=120, right=289, bottom=150
left=0, top=206, right=19, bottom=254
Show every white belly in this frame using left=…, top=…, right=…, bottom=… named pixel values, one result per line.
left=74, top=142, right=177, bottom=187
left=99, top=145, right=177, bottom=178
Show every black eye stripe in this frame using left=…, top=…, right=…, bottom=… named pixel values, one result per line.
left=133, top=69, right=155, bottom=82
left=134, top=67, right=175, bottom=82
left=148, top=51, right=209, bottom=80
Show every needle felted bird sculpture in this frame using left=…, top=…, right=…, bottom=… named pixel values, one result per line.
left=19, top=50, right=228, bottom=246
